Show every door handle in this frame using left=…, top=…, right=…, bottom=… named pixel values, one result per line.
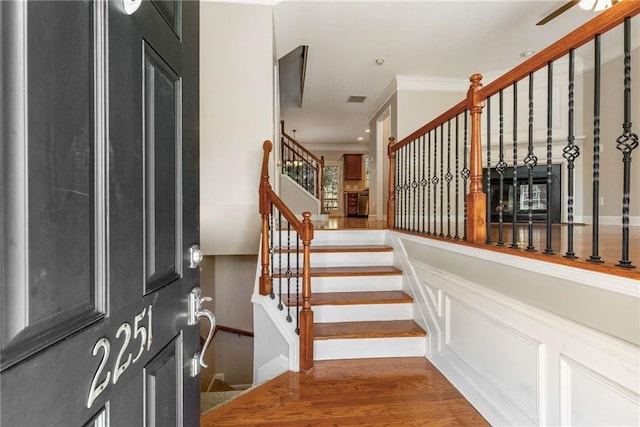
left=188, top=287, right=215, bottom=377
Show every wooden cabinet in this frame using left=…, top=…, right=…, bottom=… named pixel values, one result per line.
left=346, top=192, right=359, bottom=216
left=343, top=154, right=362, bottom=181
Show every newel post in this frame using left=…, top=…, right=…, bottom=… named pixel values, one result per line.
left=387, top=137, right=396, bottom=229
left=299, top=212, right=315, bottom=372
left=259, top=140, right=273, bottom=296
left=466, top=74, right=487, bottom=243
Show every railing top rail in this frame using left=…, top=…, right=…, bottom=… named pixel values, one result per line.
left=478, top=1, right=640, bottom=101
left=282, top=139, right=321, bottom=169
left=282, top=132, right=324, bottom=165
left=391, top=99, right=467, bottom=153
left=260, top=140, right=304, bottom=234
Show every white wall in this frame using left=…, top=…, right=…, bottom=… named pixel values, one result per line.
left=396, top=89, right=465, bottom=141
left=200, top=2, right=274, bottom=255
left=279, top=174, right=320, bottom=217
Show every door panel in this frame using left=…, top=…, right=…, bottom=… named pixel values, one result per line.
left=0, top=0, right=200, bottom=425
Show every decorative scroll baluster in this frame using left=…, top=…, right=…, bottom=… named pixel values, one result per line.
left=446, top=120, right=453, bottom=238
left=433, top=128, right=439, bottom=234
left=525, top=72, right=538, bottom=252
left=486, top=97, right=493, bottom=244
left=496, top=90, right=507, bottom=247
left=439, top=125, right=444, bottom=237
left=455, top=115, right=460, bottom=239
left=421, top=135, right=427, bottom=234
left=462, top=111, right=470, bottom=240
left=403, top=145, right=409, bottom=230
left=427, top=132, right=432, bottom=234
left=616, top=17, right=637, bottom=269
left=510, top=81, right=519, bottom=249
left=563, top=49, right=579, bottom=259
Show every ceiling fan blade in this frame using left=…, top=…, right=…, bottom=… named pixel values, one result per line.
left=536, top=0, right=581, bottom=26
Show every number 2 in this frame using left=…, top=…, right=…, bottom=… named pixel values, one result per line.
left=87, top=338, right=111, bottom=408
left=112, top=323, right=132, bottom=384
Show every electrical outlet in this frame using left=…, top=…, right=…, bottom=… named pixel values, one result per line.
left=599, top=196, right=604, bottom=206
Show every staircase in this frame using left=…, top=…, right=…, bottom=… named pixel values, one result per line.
left=304, top=229, right=426, bottom=361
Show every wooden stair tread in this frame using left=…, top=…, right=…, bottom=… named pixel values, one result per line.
left=314, top=320, right=426, bottom=340
left=283, top=291, right=412, bottom=306
left=275, top=245, right=392, bottom=253
left=273, top=266, right=402, bottom=278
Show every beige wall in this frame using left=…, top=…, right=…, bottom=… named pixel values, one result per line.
left=582, top=47, right=640, bottom=220
left=200, top=2, right=274, bottom=255
left=396, top=90, right=465, bottom=142
left=369, top=92, right=398, bottom=218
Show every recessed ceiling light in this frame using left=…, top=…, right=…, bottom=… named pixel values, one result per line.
left=520, top=50, right=535, bottom=58
left=365, top=129, right=370, bottom=133
left=358, top=137, right=364, bottom=141
left=375, top=58, right=384, bottom=65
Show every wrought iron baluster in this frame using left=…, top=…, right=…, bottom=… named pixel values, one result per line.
left=616, top=17, right=637, bottom=268
left=433, top=128, right=439, bottom=234
left=486, top=97, right=493, bottom=244
left=286, top=222, right=292, bottom=321
left=462, top=111, right=470, bottom=240
left=405, top=145, right=410, bottom=231
left=402, top=145, right=407, bottom=230
left=412, top=140, right=418, bottom=232
left=510, top=81, right=519, bottom=249
left=496, top=89, right=507, bottom=247
left=525, top=72, right=538, bottom=252
left=395, top=145, right=400, bottom=228
left=545, top=62, right=555, bottom=255
left=439, top=125, right=444, bottom=237
left=296, top=234, right=300, bottom=334
left=455, top=114, right=460, bottom=239
left=587, top=34, right=604, bottom=264
left=427, top=132, right=432, bottom=234
left=446, top=120, right=453, bottom=238
left=421, top=135, right=427, bottom=234
left=269, top=202, right=276, bottom=298
left=563, top=49, right=579, bottom=259
left=278, top=212, right=283, bottom=309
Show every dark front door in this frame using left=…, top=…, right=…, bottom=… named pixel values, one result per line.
left=1, top=0, right=201, bottom=425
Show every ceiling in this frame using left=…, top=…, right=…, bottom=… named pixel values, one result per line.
left=273, top=0, right=599, bottom=149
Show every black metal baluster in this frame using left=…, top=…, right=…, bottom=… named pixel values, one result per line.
left=421, top=135, right=427, bottom=234
left=395, top=146, right=400, bottom=229
left=510, top=82, right=519, bottom=249
left=269, top=202, right=276, bottom=298
left=525, top=72, right=538, bottom=252
left=462, top=111, right=470, bottom=240
left=486, top=97, right=493, bottom=244
left=563, top=49, right=579, bottom=259
left=286, top=222, right=292, bottom=322
left=455, top=115, right=460, bottom=239
left=545, top=62, right=556, bottom=255
left=587, top=34, right=604, bottom=264
left=427, top=132, right=432, bottom=234
left=278, top=212, right=283, bottom=309
left=412, top=140, right=417, bottom=232
left=433, top=128, right=439, bottom=234
left=616, top=18, right=637, bottom=268
left=446, top=120, right=453, bottom=238
left=404, top=145, right=409, bottom=230
left=496, top=90, right=507, bottom=247
left=296, top=234, right=300, bottom=334
left=439, top=125, right=444, bottom=237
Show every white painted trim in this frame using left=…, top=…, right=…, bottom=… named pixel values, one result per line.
left=255, top=355, right=288, bottom=385
left=396, top=75, right=468, bottom=92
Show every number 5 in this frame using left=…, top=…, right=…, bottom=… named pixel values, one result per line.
left=132, top=308, right=147, bottom=363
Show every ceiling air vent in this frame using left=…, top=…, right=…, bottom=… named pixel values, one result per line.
left=346, top=95, right=367, bottom=103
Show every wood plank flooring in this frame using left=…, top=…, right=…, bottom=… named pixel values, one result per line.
left=314, top=320, right=426, bottom=340
left=200, top=358, right=488, bottom=426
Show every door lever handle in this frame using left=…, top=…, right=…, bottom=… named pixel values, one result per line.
left=188, top=287, right=215, bottom=377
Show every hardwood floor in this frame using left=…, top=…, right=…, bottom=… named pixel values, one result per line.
left=200, top=358, right=489, bottom=426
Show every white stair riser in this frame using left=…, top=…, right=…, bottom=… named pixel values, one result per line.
left=310, top=251, right=393, bottom=267
left=311, top=275, right=402, bottom=293
left=314, top=337, right=426, bottom=360
left=314, top=303, right=413, bottom=323
left=279, top=230, right=387, bottom=246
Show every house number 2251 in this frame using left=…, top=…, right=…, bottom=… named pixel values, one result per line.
left=87, top=305, right=153, bottom=408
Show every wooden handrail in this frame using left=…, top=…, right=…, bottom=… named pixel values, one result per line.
left=259, top=140, right=315, bottom=372
left=281, top=121, right=324, bottom=165
left=282, top=139, right=320, bottom=172
left=213, top=325, right=254, bottom=338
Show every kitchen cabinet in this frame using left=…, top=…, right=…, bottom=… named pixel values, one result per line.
left=343, top=154, right=362, bottom=181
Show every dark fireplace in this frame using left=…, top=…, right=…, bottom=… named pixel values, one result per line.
left=483, top=164, right=561, bottom=223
